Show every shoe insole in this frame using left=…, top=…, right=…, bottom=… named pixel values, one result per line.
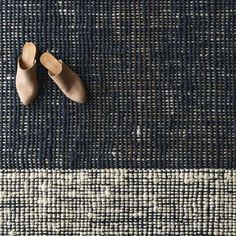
left=21, top=42, right=37, bottom=69
left=40, top=52, right=62, bottom=76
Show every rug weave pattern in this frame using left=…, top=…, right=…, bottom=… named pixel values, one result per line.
left=0, top=1, right=235, bottom=169
left=0, top=1, right=235, bottom=235
left=0, top=169, right=235, bottom=236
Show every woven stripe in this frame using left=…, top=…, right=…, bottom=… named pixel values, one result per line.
left=0, top=169, right=235, bottom=236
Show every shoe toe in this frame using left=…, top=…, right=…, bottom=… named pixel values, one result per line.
left=17, top=83, right=38, bottom=106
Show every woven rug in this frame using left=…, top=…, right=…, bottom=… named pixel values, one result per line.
left=0, top=1, right=235, bottom=235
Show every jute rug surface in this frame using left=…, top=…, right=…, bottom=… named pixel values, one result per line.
left=0, top=1, right=235, bottom=235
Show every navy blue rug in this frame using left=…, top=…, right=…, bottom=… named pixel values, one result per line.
left=0, top=1, right=235, bottom=235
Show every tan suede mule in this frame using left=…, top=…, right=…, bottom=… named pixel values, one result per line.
left=40, top=52, right=87, bottom=103
left=16, top=42, right=38, bottom=106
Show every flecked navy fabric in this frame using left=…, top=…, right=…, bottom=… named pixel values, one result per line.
left=0, top=1, right=236, bottom=236
left=0, top=1, right=235, bottom=169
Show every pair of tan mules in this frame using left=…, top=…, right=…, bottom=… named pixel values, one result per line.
left=16, top=42, right=87, bottom=106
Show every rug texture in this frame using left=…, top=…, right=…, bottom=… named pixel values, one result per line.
left=0, top=1, right=235, bottom=235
